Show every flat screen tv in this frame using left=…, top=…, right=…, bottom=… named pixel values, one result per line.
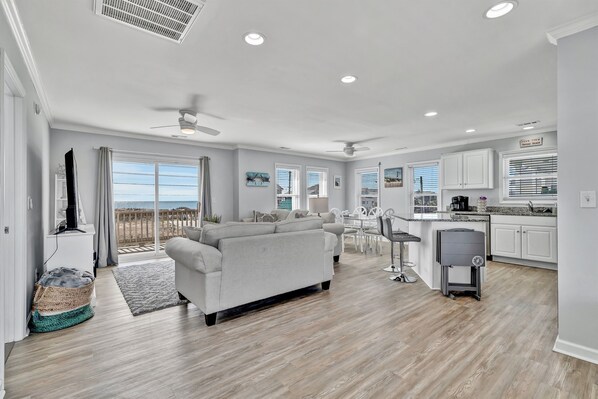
left=58, top=148, right=84, bottom=234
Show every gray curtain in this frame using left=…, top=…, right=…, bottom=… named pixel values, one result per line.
left=200, top=156, right=212, bottom=224
left=95, top=147, right=118, bottom=267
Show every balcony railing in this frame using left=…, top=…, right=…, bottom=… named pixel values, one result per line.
left=115, top=208, right=199, bottom=251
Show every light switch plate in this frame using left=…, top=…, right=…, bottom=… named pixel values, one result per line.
left=580, top=191, right=596, bottom=208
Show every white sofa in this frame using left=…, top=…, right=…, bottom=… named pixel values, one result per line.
left=165, top=217, right=337, bottom=325
left=243, top=209, right=344, bottom=262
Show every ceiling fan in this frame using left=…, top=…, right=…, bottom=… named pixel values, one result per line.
left=150, top=109, right=220, bottom=136
left=326, top=141, right=371, bottom=157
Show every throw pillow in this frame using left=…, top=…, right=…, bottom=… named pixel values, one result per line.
left=253, top=211, right=277, bottom=223
left=319, top=212, right=336, bottom=224
left=288, top=209, right=310, bottom=219
left=183, top=226, right=202, bottom=242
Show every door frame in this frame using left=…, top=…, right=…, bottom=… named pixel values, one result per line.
left=1, top=50, right=29, bottom=396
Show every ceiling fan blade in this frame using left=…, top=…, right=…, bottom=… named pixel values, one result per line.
left=150, top=124, right=179, bottom=129
left=354, top=147, right=370, bottom=151
left=326, top=150, right=345, bottom=153
left=196, top=125, right=220, bottom=136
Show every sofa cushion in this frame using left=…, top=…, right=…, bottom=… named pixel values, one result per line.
left=254, top=210, right=277, bottom=223
left=314, top=212, right=336, bottom=224
left=287, top=209, right=310, bottom=219
left=271, top=209, right=290, bottom=220
left=183, top=226, right=202, bottom=242
left=275, top=217, right=323, bottom=233
left=200, top=222, right=276, bottom=248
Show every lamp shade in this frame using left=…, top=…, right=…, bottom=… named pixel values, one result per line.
left=309, top=197, right=329, bottom=214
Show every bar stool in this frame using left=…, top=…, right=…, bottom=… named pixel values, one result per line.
left=381, top=217, right=420, bottom=283
left=378, top=216, right=414, bottom=272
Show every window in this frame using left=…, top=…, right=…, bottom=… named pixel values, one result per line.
left=502, top=151, right=557, bottom=201
left=410, top=162, right=439, bottom=215
left=306, top=167, right=328, bottom=198
left=356, top=168, right=379, bottom=211
left=276, top=164, right=301, bottom=210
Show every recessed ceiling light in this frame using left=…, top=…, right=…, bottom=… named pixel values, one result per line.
left=523, top=126, right=535, bottom=130
left=466, top=129, right=476, bottom=133
left=424, top=111, right=438, bottom=117
left=244, top=32, right=265, bottom=46
left=341, top=75, right=357, bottom=84
left=484, top=1, right=518, bottom=19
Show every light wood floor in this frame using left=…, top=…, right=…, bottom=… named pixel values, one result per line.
left=5, top=250, right=598, bottom=398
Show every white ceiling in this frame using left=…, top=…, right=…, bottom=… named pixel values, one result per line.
left=15, top=0, right=598, bottom=159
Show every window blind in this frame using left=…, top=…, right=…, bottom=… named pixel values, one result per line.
left=505, top=153, right=557, bottom=198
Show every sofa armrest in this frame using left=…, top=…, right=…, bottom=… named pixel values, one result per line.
left=165, top=237, right=223, bottom=273
left=324, top=232, right=338, bottom=252
left=322, top=223, right=344, bottom=236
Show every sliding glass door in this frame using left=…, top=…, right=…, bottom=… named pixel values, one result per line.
left=113, top=157, right=199, bottom=256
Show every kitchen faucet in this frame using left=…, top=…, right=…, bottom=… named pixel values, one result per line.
left=528, top=200, right=534, bottom=213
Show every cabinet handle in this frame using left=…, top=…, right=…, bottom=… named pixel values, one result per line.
left=516, top=231, right=520, bottom=233
left=523, top=231, right=527, bottom=234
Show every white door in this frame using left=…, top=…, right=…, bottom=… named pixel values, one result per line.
left=441, top=153, right=462, bottom=189
left=491, top=223, right=521, bottom=258
left=463, top=150, right=488, bottom=189
left=522, top=225, right=558, bottom=263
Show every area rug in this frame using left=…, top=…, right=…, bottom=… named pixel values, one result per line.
left=112, top=260, right=187, bottom=316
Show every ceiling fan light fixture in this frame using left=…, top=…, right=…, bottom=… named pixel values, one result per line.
left=424, top=111, right=438, bottom=117
left=484, top=1, right=518, bottom=19
left=244, top=32, right=265, bottom=46
left=181, top=127, right=195, bottom=135
left=466, top=129, right=476, bottom=133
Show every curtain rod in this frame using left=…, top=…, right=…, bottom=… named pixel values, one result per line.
left=92, top=147, right=209, bottom=161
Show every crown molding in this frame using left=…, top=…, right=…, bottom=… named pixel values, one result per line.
left=547, top=12, right=598, bottom=45
left=351, top=129, right=557, bottom=162
left=1, top=0, right=54, bottom=124
left=51, top=122, right=236, bottom=151
left=234, top=144, right=345, bottom=162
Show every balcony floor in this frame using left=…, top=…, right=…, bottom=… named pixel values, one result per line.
left=118, top=243, right=166, bottom=255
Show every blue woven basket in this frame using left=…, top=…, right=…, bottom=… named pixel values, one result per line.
left=30, top=305, right=94, bottom=333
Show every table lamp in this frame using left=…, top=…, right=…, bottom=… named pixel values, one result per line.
left=309, top=197, right=329, bottom=217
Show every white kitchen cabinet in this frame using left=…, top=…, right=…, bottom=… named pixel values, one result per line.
left=490, top=215, right=557, bottom=267
left=441, top=152, right=462, bottom=189
left=441, top=149, right=494, bottom=189
left=521, top=225, right=558, bottom=263
left=491, top=223, right=521, bottom=258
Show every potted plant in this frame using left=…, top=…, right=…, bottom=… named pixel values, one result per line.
left=202, top=214, right=222, bottom=225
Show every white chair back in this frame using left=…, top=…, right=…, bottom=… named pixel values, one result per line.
left=329, top=208, right=342, bottom=224
left=368, top=207, right=383, bottom=217
left=353, top=206, right=367, bottom=216
left=383, top=208, right=395, bottom=217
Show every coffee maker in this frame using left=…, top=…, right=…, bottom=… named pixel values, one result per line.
left=451, top=196, right=469, bottom=211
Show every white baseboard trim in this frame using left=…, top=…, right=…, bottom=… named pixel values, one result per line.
left=553, top=335, right=598, bottom=365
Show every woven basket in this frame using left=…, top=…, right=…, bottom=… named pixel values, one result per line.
left=32, top=282, right=94, bottom=313
left=30, top=305, right=94, bottom=333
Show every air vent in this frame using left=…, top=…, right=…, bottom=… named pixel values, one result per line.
left=517, top=120, right=540, bottom=127
left=170, top=134, right=189, bottom=138
left=94, top=0, right=205, bottom=43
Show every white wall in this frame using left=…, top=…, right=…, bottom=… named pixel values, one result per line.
left=345, top=132, right=557, bottom=213
left=1, top=7, right=50, bottom=333
left=554, top=26, right=598, bottom=363
left=234, top=149, right=346, bottom=220
left=49, top=129, right=235, bottom=227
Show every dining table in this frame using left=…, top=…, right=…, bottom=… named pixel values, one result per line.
left=341, top=213, right=377, bottom=253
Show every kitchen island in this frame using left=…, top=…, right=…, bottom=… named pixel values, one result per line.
left=392, top=214, right=489, bottom=290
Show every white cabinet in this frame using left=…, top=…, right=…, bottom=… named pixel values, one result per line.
left=521, top=225, right=558, bottom=263
left=54, top=174, right=68, bottom=228
left=490, top=215, right=557, bottom=266
left=44, top=224, right=96, bottom=276
left=441, top=153, right=462, bottom=189
left=441, top=149, right=494, bottom=190
left=491, top=223, right=521, bottom=258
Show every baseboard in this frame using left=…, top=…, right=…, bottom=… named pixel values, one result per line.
left=492, top=256, right=557, bottom=270
left=553, top=335, right=598, bottom=365
left=1, top=388, right=5, bottom=398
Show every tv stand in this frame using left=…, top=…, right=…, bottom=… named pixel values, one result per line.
left=45, top=224, right=96, bottom=277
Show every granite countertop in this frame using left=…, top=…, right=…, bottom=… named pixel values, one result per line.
left=393, top=214, right=490, bottom=222
left=436, top=208, right=557, bottom=218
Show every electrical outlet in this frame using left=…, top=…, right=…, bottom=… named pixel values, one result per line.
left=580, top=191, right=596, bottom=208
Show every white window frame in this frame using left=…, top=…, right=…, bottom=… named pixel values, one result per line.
left=275, top=163, right=302, bottom=210
left=306, top=166, right=328, bottom=199
left=407, top=160, right=441, bottom=215
left=499, top=148, right=558, bottom=204
left=112, top=152, right=201, bottom=259
left=355, top=167, right=379, bottom=211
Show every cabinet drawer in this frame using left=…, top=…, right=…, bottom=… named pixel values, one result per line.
left=490, top=215, right=556, bottom=227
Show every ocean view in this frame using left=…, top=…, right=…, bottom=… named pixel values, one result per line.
left=115, top=201, right=198, bottom=210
